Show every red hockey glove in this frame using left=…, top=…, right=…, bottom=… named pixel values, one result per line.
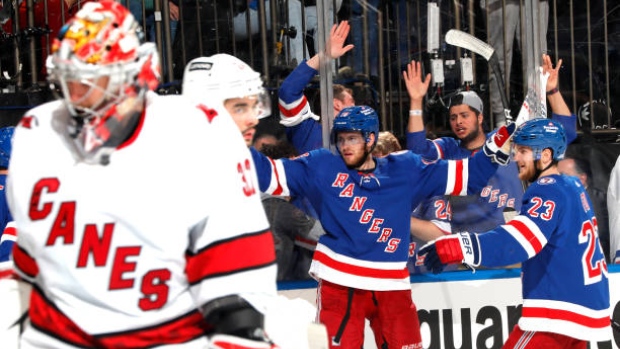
left=418, top=233, right=481, bottom=274
left=209, top=334, right=280, bottom=349
left=482, top=123, right=516, bottom=165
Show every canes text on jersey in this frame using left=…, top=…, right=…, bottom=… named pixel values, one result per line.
left=30, top=178, right=170, bottom=311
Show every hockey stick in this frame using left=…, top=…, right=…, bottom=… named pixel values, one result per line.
left=445, top=29, right=512, bottom=124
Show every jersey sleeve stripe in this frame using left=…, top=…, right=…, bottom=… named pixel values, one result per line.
left=1, top=221, right=17, bottom=241
left=0, top=268, right=17, bottom=279
left=268, top=157, right=285, bottom=196
left=432, top=140, right=444, bottom=160
left=446, top=159, right=467, bottom=196
left=521, top=306, right=610, bottom=329
left=185, top=230, right=276, bottom=284
left=503, top=216, right=546, bottom=257
left=264, top=158, right=290, bottom=197
left=278, top=96, right=309, bottom=118
left=12, top=244, right=39, bottom=279
left=29, top=286, right=208, bottom=348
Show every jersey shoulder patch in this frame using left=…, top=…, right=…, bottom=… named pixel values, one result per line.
left=537, top=177, right=556, bottom=185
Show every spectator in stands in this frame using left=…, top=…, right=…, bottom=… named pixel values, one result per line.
left=372, top=131, right=401, bottom=157
left=0, top=0, right=90, bottom=83
left=481, top=0, right=550, bottom=126
left=233, top=0, right=343, bottom=66
left=278, top=20, right=354, bottom=155
left=402, top=54, right=577, bottom=272
left=129, top=0, right=178, bottom=78
left=608, top=155, right=620, bottom=263
left=558, top=156, right=610, bottom=262
left=348, top=0, right=380, bottom=77
left=287, top=0, right=343, bottom=64
left=259, top=140, right=324, bottom=281
left=129, top=0, right=179, bottom=44
left=171, top=0, right=240, bottom=79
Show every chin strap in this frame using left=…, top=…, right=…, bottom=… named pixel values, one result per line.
left=530, top=159, right=555, bottom=182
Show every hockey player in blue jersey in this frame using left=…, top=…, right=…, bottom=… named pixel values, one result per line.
left=277, top=20, right=355, bottom=220
left=403, top=54, right=577, bottom=273
left=0, top=126, right=20, bottom=349
left=419, top=118, right=610, bottom=347
left=251, top=105, right=516, bottom=349
left=0, top=126, right=15, bottom=273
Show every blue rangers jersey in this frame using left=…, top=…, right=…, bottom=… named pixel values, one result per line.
left=408, top=131, right=524, bottom=233
left=406, top=116, right=577, bottom=272
left=252, top=147, right=499, bottom=290
left=475, top=174, right=610, bottom=341
left=0, top=173, right=16, bottom=275
left=408, top=200, right=456, bottom=274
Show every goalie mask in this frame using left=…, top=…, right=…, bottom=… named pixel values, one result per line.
left=46, top=0, right=160, bottom=164
left=182, top=54, right=271, bottom=120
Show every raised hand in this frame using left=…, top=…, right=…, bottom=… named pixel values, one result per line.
left=542, top=54, right=562, bottom=93
left=403, top=60, right=431, bottom=102
left=327, top=21, right=354, bottom=60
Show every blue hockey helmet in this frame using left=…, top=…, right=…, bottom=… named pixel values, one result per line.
left=0, top=126, right=14, bottom=168
left=330, top=105, right=379, bottom=148
left=512, top=118, right=566, bottom=161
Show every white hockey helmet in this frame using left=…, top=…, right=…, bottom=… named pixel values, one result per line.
left=182, top=54, right=271, bottom=119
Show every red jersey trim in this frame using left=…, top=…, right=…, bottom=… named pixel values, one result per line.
left=12, top=244, right=39, bottom=279
left=29, top=286, right=208, bottom=348
left=268, top=157, right=285, bottom=196
left=508, top=219, right=544, bottom=253
left=117, top=105, right=147, bottom=150
left=313, top=250, right=409, bottom=279
left=448, top=160, right=464, bottom=195
left=279, top=96, right=308, bottom=118
left=185, top=230, right=276, bottom=284
left=521, top=306, right=610, bottom=329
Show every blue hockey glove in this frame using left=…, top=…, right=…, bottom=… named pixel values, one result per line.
left=482, top=123, right=516, bottom=165
left=418, top=233, right=481, bottom=274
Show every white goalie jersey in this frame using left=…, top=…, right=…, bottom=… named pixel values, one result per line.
left=8, top=92, right=279, bottom=348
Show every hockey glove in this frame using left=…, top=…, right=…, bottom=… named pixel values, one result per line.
left=418, top=233, right=481, bottom=274
left=209, top=334, right=280, bottom=349
left=482, top=122, right=516, bottom=165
